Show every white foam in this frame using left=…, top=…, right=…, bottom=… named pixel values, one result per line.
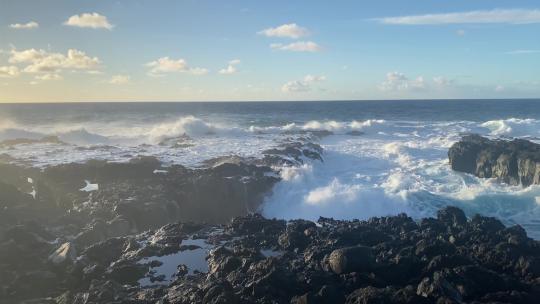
left=480, top=118, right=540, bottom=138
left=80, top=180, right=99, bottom=192
left=146, top=116, right=242, bottom=143
left=305, top=178, right=360, bottom=205
left=5, top=114, right=540, bottom=238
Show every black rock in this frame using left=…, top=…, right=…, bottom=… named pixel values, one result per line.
left=437, top=206, right=467, bottom=228
left=327, top=246, right=375, bottom=274
left=449, top=134, right=540, bottom=186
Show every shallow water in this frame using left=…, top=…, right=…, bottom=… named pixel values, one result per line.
left=138, top=238, right=213, bottom=286
left=2, top=100, right=540, bottom=238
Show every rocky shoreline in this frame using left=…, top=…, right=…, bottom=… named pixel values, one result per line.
left=3, top=205, right=540, bottom=303
left=449, top=134, right=540, bottom=187
left=2, top=136, right=540, bottom=303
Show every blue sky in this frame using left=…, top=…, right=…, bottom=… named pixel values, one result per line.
left=0, top=0, right=539, bottom=102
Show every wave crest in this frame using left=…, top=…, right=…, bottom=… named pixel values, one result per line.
left=481, top=118, right=540, bottom=137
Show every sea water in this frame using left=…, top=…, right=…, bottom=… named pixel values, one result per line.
left=2, top=100, right=540, bottom=238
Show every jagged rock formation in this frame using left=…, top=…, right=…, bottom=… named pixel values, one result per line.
left=2, top=207, right=540, bottom=303
left=449, top=134, right=540, bottom=186
left=0, top=140, right=323, bottom=253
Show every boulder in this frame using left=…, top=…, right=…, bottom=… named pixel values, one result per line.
left=327, top=246, right=375, bottom=274
left=437, top=206, right=467, bottom=228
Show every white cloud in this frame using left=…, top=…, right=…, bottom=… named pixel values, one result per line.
left=433, top=76, right=453, bottom=86
left=282, top=74, right=326, bottom=93
left=506, top=49, right=540, bottom=55
left=456, top=29, right=466, bottom=36
left=9, top=48, right=100, bottom=74
left=219, top=59, right=241, bottom=75
left=379, top=72, right=425, bottom=91
left=495, top=85, right=505, bottom=92
left=377, top=9, right=540, bottom=25
left=146, top=57, right=208, bottom=77
left=35, top=73, right=62, bottom=81
left=258, top=23, right=309, bottom=39
left=0, top=66, right=20, bottom=78
left=270, top=41, right=321, bottom=52
left=9, top=48, right=47, bottom=64
left=9, top=21, right=39, bottom=29
left=109, top=75, right=130, bottom=84
left=189, top=67, right=209, bottom=75
left=64, top=13, right=114, bottom=30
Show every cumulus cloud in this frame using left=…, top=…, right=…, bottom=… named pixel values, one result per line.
left=109, top=75, right=130, bottom=84
left=146, top=57, right=208, bottom=77
left=9, top=21, right=39, bottom=29
left=270, top=41, right=321, bottom=52
left=258, top=23, right=309, bottom=38
left=219, top=59, right=241, bottom=75
left=379, top=72, right=425, bottom=91
left=0, top=66, right=20, bottom=78
left=282, top=74, right=326, bottom=93
left=64, top=13, right=114, bottom=30
left=376, top=9, right=540, bottom=25
left=8, top=48, right=100, bottom=74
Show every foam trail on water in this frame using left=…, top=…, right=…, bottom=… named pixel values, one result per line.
left=262, top=120, right=540, bottom=239
left=481, top=118, right=540, bottom=138
left=249, top=119, right=387, bottom=135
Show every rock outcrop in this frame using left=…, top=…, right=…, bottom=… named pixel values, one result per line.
left=3, top=206, right=539, bottom=304
left=449, top=134, right=540, bottom=186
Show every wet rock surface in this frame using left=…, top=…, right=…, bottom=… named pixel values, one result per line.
left=449, top=134, right=540, bottom=186
left=2, top=138, right=540, bottom=303
left=0, top=140, right=325, bottom=303
left=2, top=205, right=540, bottom=303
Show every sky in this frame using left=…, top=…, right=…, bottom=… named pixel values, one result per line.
left=0, top=0, right=539, bottom=102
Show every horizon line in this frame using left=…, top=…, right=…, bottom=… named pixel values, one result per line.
left=0, top=97, right=539, bottom=105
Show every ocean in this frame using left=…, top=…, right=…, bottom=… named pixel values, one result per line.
left=2, top=99, right=540, bottom=238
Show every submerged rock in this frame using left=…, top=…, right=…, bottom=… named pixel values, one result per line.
left=449, top=134, right=540, bottom=186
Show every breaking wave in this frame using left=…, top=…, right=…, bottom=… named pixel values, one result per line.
left=481, top=118, right=540, bottom=138
left=4, top=112, right=540, bottom=237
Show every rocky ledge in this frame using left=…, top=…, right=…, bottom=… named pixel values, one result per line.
left=2, top=206, right=540, bottom=303
left=449, top=134, right=540, bottom=186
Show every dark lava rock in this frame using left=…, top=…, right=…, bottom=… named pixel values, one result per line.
left=262, top=140, right=324, bottom=166
left=449, top=134, right=540, bottom=186
left=2, top=157, right=540, bottom=304
left=437, top=206, right=467, bottom=228
left=327, top=246, right=375, bottom=274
